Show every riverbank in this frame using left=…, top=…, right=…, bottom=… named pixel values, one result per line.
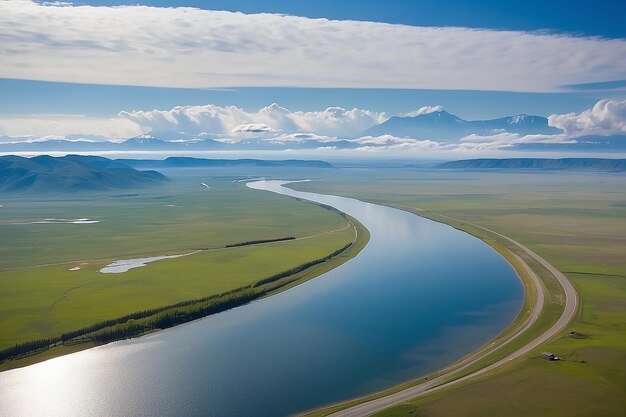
left=0, top=177, right=367, bottom=370
left=0, top=214, right=369, bottom=372
left=290, top=170, right=623, bottom=417
left=0, top=179, right=526, bottom=417
left=303, top=207, right=575, bottom=416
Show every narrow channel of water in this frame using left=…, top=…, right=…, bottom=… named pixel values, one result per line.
left=0, top=180, right=523, bottom=417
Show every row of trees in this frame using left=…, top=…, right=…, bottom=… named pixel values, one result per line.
left=0, top=337, right=59, bottom=361
left=253, top=242, right=352, bottom=287
left=89, top=288, right=258, bottom=343
left=226, top=236, right=295, bottom=247
left=0, top=240, right=354, bottom=363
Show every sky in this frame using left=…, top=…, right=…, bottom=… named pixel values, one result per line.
left=44, top=0, right=626, bottom=39
left=0, top=0, right=625, bottom=156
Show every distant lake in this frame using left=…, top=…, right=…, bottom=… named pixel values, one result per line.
left=0, top=180, right=523, bottom=417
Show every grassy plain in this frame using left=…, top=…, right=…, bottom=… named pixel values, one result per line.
left=293, top=168, right=626, bottom=417
left=0, top=168, right=360, bottom=360
left=0, top=172, right=347, bottom=270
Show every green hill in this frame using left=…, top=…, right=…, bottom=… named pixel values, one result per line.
left=0, top=155, right=169, bottom=193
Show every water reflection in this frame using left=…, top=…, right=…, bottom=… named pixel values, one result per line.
left=0, top=180, right=522, bottom=417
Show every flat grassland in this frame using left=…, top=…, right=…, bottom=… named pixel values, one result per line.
left=0, top=172, right=360, bottom=367
left=293, top=169, right=626, bottom=417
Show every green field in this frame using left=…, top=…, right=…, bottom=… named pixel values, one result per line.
left=0, top=170, right=362, bottom=365
left=2, top=164, right=624, bottom=416
left=293, top=169, right=626, bottom=417
left=1, top=174, right=348, bottom=270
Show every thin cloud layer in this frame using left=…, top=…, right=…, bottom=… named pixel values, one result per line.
left=548, top=99, right=626, bottom=136
left=457, top=132, right=573, bottom=151
left=1, top=1, right=625, bottom=92
left=0, top=114, right=143, bottom=139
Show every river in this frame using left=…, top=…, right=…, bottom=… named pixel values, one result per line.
left=0, top=180, right=523, bottom=417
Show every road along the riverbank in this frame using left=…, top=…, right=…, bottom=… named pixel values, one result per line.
left=322, top=211, right=578, bottom=417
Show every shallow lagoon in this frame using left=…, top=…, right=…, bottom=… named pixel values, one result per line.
left=0, top=180, right=523, bottom=417
left=99, top=254, right=188, bottom=273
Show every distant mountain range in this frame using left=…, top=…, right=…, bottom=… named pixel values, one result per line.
left=0, top=136, right=363, bottom=152
left=439, top=158, right=626, bottom=172
left=1, top=110, right=625, bottom=153
left=361, top=110, right=561, bottom=140
left=0, top=136, right=229, bottom=152
left=120, top=157, right=334, bottom=169
left=0, top=155, right=335, bottom=193
left=0, top=155, right=169, bottom=193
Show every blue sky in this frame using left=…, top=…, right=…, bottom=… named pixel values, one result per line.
left=69, top=0, right=626, bottom=39
left=0, top=0, right=624, bottom=152
left=0, top=79, right=614, bottom=120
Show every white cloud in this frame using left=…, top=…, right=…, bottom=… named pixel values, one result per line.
left=548, top=99, right=626, bottom=136
left=286, top=107, right=387, bottom=136
left=0, top=102, right=386, bottom=140
left=402, top=105, right=444, bottom=117
left=338, top=134, right=444, bottom=153
left=4, top=99, right=624, bottom=153
left=271, top=133, right=337, bottom=143
left=1, top=1, right=625, bottom=92
left=231, top=123, right=274, bottom=134
left=353, top=134, right=427, bottom=147
left=456, top=132, right=573, bottom=151
left=119, top=105, right=230, bottom=135
left=459, top=132, right=521, bottom=144
left=120, top=103, right=386, bottom=137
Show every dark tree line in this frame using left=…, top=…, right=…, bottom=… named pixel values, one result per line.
left=253, top=242, right=352, bottom=287
left=0, top=241, right=353, bottom=363
left=226, top=236, right=295, bottom=247
left=0, top=338, right=59, bottom=361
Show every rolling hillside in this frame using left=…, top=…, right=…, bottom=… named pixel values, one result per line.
left=0, top=155, right=169, bottom=193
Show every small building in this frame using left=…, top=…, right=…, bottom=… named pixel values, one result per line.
left=541, top=352, right=560, bottom=361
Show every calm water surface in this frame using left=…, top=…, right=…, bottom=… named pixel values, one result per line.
left=0, top=180, right=522, bottom=417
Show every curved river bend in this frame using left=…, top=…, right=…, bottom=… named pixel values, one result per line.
left=0, top=181, right=522, bottom=417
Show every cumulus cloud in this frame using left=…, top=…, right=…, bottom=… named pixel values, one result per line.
left=119, top=105, right=231, bottom=135
left=287, top=107, right=387, bottom=136
left=548, top=99, right=626, bottom=136
left=4, top=99, right=624, bottom=155
left=1, top=1, right=625, bottom=92
left=120, top=103, right=386, bottom=137
left=454, top=100, right=626, bottom=150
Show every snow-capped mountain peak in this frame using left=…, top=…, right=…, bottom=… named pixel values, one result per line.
left=509, top=114, right=530, bottom=124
